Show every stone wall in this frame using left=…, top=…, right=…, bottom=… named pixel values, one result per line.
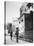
left=24, top=11, right=33, bottom=42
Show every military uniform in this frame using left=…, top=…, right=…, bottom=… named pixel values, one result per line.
left=16, top=27, right=19, bottom=43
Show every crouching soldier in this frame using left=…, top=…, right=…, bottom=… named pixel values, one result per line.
left=16, top=27, right=19, bottom=43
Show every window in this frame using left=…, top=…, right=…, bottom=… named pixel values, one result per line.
left=19, top=21, right=20, bottom=24
left=21, top=19, right=23, bottom=22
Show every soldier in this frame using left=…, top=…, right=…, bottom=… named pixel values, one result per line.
left=9, top=24, right=13, bottom=40
left=16, top=27, right=19, bottom=43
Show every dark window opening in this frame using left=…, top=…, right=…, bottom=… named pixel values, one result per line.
left=19, top=22, right=20, bottom=24
left=21, top=19, right=23, bottom=22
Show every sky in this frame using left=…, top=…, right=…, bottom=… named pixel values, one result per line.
left=6, top=1, right=22, bottom=24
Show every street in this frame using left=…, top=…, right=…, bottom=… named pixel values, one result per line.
left=6, top=34, right=29, bottom=44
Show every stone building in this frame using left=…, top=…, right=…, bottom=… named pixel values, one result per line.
left=18, top=3, right=33, bottom=42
